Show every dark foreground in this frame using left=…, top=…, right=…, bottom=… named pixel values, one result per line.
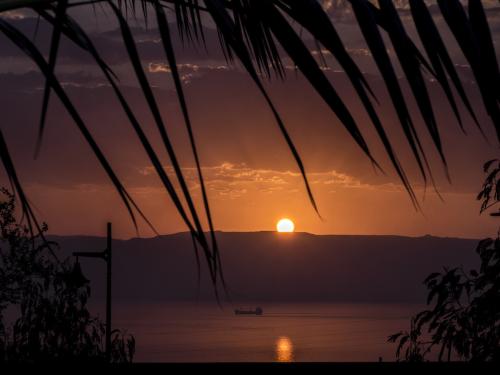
left=3, top=362, right=499, bottom=374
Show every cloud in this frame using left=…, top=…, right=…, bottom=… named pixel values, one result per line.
left=1, top=7, right=497, bottom=84
left=0, top=71, right=110, bottom=92
left=0, top=10, right=28, bottom=20
left=1, top=62, right=495, bottom=199
left=148, top=62, right=229, bottom=84
left=136, top=162, right=397, bottom=200
left=0, top=17, right=227, bottom=69
left=24, top=160, right=390, bottom=205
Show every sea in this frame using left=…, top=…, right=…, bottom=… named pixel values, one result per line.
left=102, top=302, right=422, bottom=362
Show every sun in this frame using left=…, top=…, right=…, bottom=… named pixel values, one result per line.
left=277, top=218, right=295, bottom=233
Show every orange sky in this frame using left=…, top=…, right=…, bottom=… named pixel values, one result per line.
left=0, top=5, right=499, bottom=239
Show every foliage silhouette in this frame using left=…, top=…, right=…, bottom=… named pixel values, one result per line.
left=0, top=1, right=498, bottom=290
left=0, top=188, right=135, bottom=362
left=388, top=160, right=500, bottom=362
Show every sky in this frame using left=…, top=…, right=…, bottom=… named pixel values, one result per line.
left=0, top=1, right=499, bottom=239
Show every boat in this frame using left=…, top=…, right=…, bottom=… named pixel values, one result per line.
left=234, top=306, right=263, bottom=315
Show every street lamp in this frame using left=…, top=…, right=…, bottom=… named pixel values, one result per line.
left=73, top=222, right=112, bottom=363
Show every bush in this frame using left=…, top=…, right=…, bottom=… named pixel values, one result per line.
left=0, top=188, right=134, bottom=362
left=388, top=160, right=500, bottom=362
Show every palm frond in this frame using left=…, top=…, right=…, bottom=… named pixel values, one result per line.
left=379, top=0, right=447, bottom=176
left=277, top=0, right=418, bottom=207
left=40, top=3, right=221, bottom=285
left=204, top=0, right=322, bottom=216
left=409, top=0, right=479, bottom=132
left=153, top=1, right=222, bottom=287
left=0, top=0, right=499, bottom=293
left=0, top=17, right=154, bottom=235
left=349, top=0, right=432, bottom=188
left=35, top=0, right=67, bottom=158
left=0, top=128, right=56, bottom=258
left=438, top=0, right=500, bottom=139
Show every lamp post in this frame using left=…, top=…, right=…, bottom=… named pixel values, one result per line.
left=73, top=222, right=112, bottom=363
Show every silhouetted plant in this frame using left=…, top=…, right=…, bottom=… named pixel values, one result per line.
left=388, top=160, right=500, bottom=362
left=478, top=159, right=500, bottom=218
left=0, top=188, right=135, bottom=362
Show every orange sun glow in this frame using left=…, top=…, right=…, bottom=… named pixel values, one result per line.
left=276, top=218, right=295, bottom=233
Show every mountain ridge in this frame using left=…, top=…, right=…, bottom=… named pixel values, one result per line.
left=48, top=231, right=480, bottom=303
left=48, top=230, right=481, bottom=242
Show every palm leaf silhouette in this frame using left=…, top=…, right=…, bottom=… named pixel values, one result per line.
left=0, top=0, right=498, bottom=292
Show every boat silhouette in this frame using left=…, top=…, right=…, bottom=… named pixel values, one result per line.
left=234, top=306, right=263, bottom=315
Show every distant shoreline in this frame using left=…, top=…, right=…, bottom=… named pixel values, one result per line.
left=47, top=230, right=481, bottom=242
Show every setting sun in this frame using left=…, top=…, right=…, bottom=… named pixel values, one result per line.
left=276, top=218, right=295, bottom=233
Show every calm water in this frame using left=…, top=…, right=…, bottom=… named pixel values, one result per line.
left=104, top=302, right=421, bottom=362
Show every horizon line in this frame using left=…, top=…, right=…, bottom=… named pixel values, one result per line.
left=46, top=230, right=481, bottom=242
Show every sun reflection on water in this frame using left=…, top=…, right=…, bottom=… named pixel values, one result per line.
left=275, top=336, right=294, bottom=362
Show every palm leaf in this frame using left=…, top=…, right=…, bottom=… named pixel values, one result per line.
left=0, top=17, right=153, bottom=235
left=348, top=0, right=433, bottom=187
left=34, top=0, right=67, bottom=158
left=204, top=0, right=322, bottom=216
left=277, top=0, right=418, bottom=207
left=0, top=128, right=58, bottom=258
left=468, top=0, right=500, bottom=103
left=410, top=0, right=468, bottom=132
left=153, top=1, right=223, bottom=287
left=378, top=0, right=447, bottom=176
left=1, top=0, right=499, bottom=292
left=438, top=0, right=500, bottom=140
left=38, top=5, right=219, bottom=283
left=261, top=2, right=378, bottom=168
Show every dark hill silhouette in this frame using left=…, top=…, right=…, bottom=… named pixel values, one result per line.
left=50, top=232, right=478, bottom=303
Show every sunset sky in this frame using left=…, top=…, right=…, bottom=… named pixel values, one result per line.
left=1, top=1, right=499, bottom=239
